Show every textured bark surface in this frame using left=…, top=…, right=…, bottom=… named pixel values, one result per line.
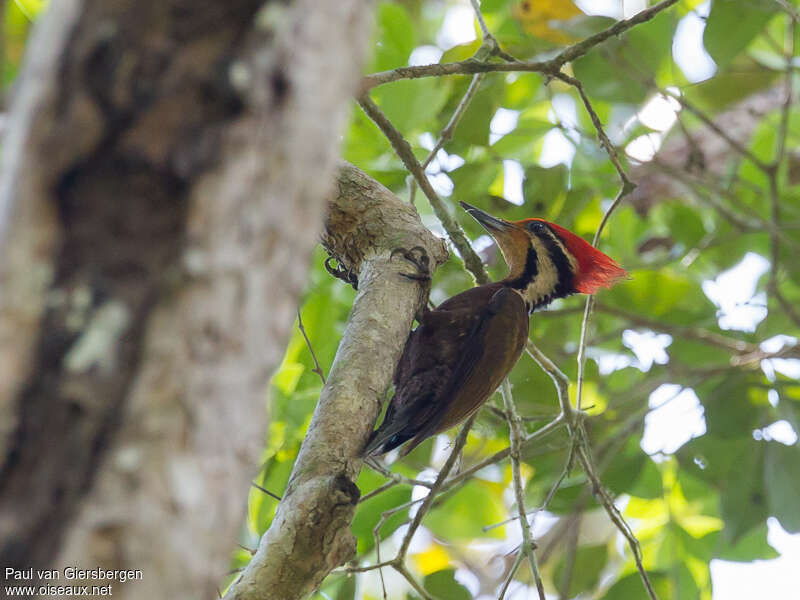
left=0, top=1, right=374, bottom=598
left=224, top=163, right=448, bottom=600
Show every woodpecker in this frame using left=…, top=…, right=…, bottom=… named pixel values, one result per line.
left=363, top=201, right=627, bottom=457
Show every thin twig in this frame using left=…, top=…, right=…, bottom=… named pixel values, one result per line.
left=358, top=480, right=399, bottom=504
left=558, top=513, right=581, bottom=600
left=410, top=72, right=486, bottom=204
left=469, top=0, right=492, bottom=40
left=360, top=0, right=680, bottom=91
left=483, top=439, right=575, bottom=533
left=576, top=443, right=658, bottom=600
left=773, top=0, right=800, bottom=23
left=569, top=204, right=658, bottom=597
left=250, top=482, right=281, bottom=501
left=297, top=308, right=326, bottom=384
left=497, top=550, right=525, bottom=600
left=422, top=73, right=485, bottom=171
left=398, top=414, right=478, bottom=558
left=394, top=562, right=434, bottom=600
left=569, top=74, right=636, bottom=412
left=365, top=458, right=436, bottom=489
left=766, top=19, right=800, bottom=328
left=345, top=559, right=397, bottom=574
left=575, top=296, right=595, bottom=414
left=546, top=63, right=658, bottom=595
left=357, top=94, right=490, bottom=285
left=553, top=73, right=635, bottom=194
left=594, top=302, right=755, bottom=354
left=662, top=88, right=772, bottom=173
left=348, top=416, right=568, bottom=576
left=501, top=379, right=546, bottom=600
left=407, top=0, right=501, bottom=205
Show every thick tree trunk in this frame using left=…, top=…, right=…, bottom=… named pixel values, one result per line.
left=224, top=164, right=448, bottom=600
left=0, top=1, right=374, bottom=598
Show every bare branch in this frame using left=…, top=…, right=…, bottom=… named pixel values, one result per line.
left=500, top=380, right=546, bottom=600
left=422, top=73, right=485, bottom=171
left=469, top=0, right=492, bottom=41
left=398, top=414, right=478, bottom=558
left=662, top=88, right=772, bottom=173
left=361, top=0, right=679, bottom=91
left=225, top=164, right=448, bottom=600
left=773, top=0, right=800, bottom=23
left=297, top=308, right=326, bottom=384
left=358, top=93, right=490, bottom=285
left=553, top=73, right=635, bottom=194
left=767, top=19, right=800, bottom=328
left=250, top=482, right=282, bottom=502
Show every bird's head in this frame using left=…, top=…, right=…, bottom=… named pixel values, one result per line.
left=460, top=201, right=627, bottom=309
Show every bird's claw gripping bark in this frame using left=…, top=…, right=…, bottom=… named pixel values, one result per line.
left=391, top=246, right=432, bottom=323
left=390, top=246, right=431, bottom=283
left=324, top=256, right=359, bottom=290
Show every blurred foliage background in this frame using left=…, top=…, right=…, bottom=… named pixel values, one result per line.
left=244, top=0, right=800, bottom=598
left=6, top=0, right=799, bottom=598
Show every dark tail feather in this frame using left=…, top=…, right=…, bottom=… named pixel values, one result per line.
left=362, top=429, right=414, bottom=457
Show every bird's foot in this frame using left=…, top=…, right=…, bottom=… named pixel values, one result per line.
left=363, top=455, right=385, bottom=472
left=390, top=246, right=431, bottom=283
left=325, top=256, right=359, bottom=290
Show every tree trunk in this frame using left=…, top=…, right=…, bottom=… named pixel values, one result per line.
left=0, top=1, right=374, bottom=598
left=224, top=163, right=448, bottom=600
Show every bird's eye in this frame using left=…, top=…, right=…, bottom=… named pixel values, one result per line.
left=527, top=221, right=546, bottom=233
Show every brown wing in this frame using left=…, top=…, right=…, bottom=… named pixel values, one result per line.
left=364, top=284, right=529, bottom=456
left=415, top=286, right=529, bottom=439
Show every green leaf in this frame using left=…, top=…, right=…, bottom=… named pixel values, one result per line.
left=425, top=480, right=506, bottom=540
left=704, top=0, right=777, bottom=69
left=9, top=0, right=47, bottom=21
left=373, top=2, right=415, bottom=71
left=701, top=374, right=765, bottom=439
left=678, top=436, right=768, bottom=542
left=452, top=76, right=505, bottom=147
left=659, top=203, right=706, bottom=248
left=707, top=523, right=779, bottom=562
left=685, top=58, right=779, bottom=110
left=554, top=544, right=608, bottom=597
left=440, top=39, right=481, bottom=63
left=522, top=164, right=569, bottom=207
left=450, top=161, right=502, bottom=204
left=352, top=470, right=413, bottom=553
left=605, top=270, right=695, bottom=319
left=764, top=442, right=800, bottom=533
left=603, top=436, right=647, bottom=496
left=372, top=77, right=452, bottom=134
left=600, top=571, right=669, bottom=600
left=423, top=569, right=471, bottom=600
left=573, top=11, right=675, bottom=104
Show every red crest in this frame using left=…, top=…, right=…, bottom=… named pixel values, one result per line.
left=535, top=219, right=628, bottom=294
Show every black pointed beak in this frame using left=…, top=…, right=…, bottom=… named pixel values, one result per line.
left=459, top=201, right=515, bottom=233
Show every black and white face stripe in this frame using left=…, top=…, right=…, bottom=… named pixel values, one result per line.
left=536, top=226, right=574, bottom=299
left=508, top=246, right=538, bottom=291
left=508, top=222, right=577, bottom=310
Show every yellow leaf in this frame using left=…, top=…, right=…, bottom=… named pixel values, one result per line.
left=581, top=381, right=607, bottom=416
left=513, top=0, right=583, bottom=44
left=272, top=362, right=304, bottom=395
left=12, top=0, right=47, bottom=20
left=412, top=544, right=451, bottom=575
left=678, top=515, right=724, bottom=538
left=625, top=496, right=667, bottom=520
left=514, top=0, right=582, bottom=21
